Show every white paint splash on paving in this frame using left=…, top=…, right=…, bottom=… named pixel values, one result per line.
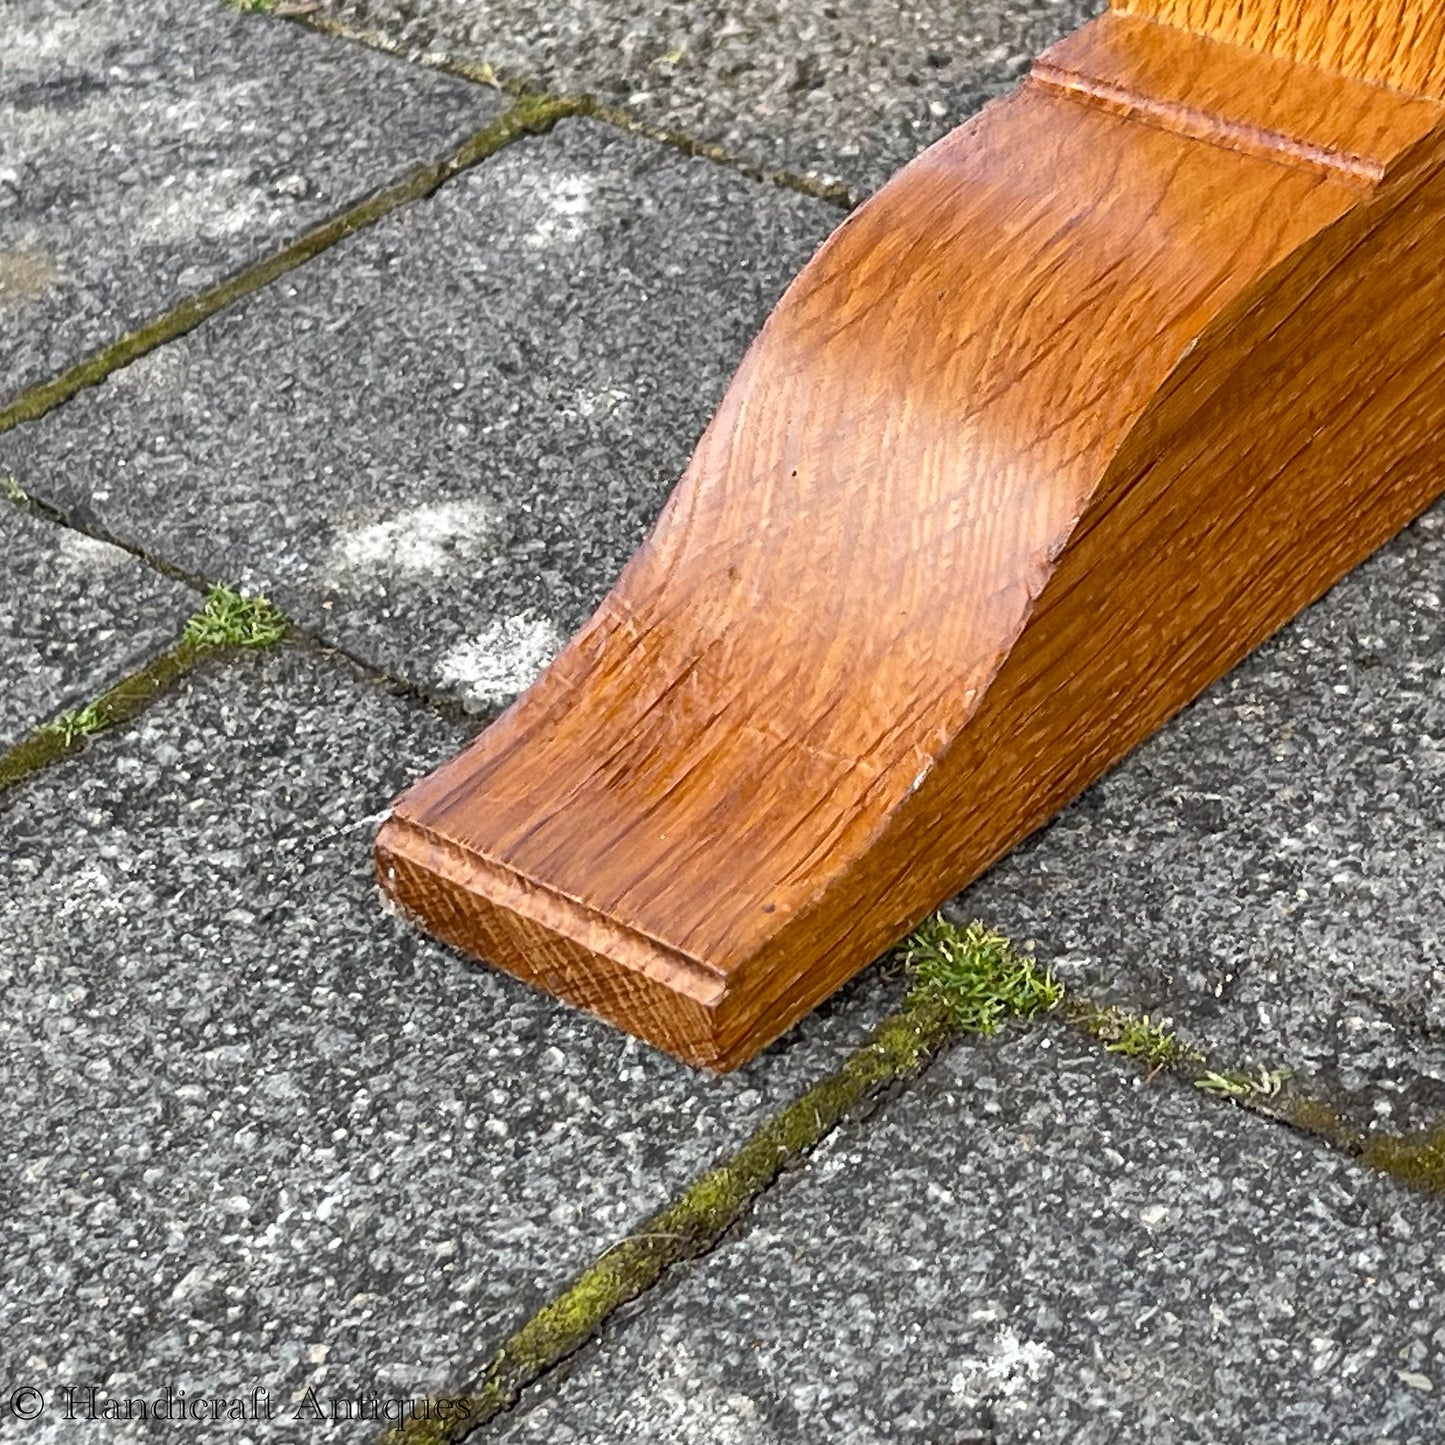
left=437, top=613, right=564, bottom=712
left=950, top=1326, right=1055, bottom=1406
left=518, top=1343, right=778, bottom=1445
left=1, top=3, right=124, bottom=68
left=572, top=384, right=633, bottom=421
left=325, top=500, right=501, bottom=579
left=521, top=171, right=596, bottom=250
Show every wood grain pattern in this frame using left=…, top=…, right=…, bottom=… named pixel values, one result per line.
left=1117, top=0, right=1445, bottom=98
left=378, top=0, right=1445, bottom=1068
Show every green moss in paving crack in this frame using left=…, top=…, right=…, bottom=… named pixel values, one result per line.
left=378, top=915, right=1445, bottom=1440
left=1194, top=1064, right=1292, bottom=1100
left=1271, top=1092, right=1359, bottom=1147
left=183, top=584, right=288, bottom=648
left=378, top=970, right=964, bottom=1441
left=0, top=587, right=290, bottom=794
left=0, top=641, right=204, bottom=794
left=35, top=702, right=107, bottom=747
left=903, top=918, right=1062, bottom=1034
left=1071, top=1004, right=1200, bottom=1074
left=0, top=96, right=588, bottom=436
left=1360, top=1125, right=1445, bottom=1192
left=292, top=11, right=857, bottom=210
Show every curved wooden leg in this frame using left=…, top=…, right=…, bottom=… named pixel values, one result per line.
left=378, top=2, right=1445, bottom=1069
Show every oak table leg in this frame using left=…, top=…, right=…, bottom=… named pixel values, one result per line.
left=378, top=1, right=1445, bottom=1069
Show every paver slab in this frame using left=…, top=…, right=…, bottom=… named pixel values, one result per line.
left=0, top=0, right=498, bottom=400
left=309, top=0, right=1104, bottom=195
left=0, top=118, right=839, bottom=712
left=0, top=642, right=893, bottom=1442
left=493, top=1026, right=1445, bottom=1445
left=955, top=504, right=1445, bottom=1133
left=0, top=502, right=192, bottom=746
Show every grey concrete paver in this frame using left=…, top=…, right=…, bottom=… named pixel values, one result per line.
left=0, top=642, right=893, bottom=1442
left=309, top=0, right=1105, bottom=195
left=0, top=118, right=839, bottom=712
left=0, top=502, right=192, bottom=747
left=956, top=504, right=1445, bottom=1133
left=492, top=1026, right=1445, bottom=1445
left=0, top=0, right=499, bottom=400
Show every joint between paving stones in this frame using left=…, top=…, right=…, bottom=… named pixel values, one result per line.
left=377, top=989, right=965, bottom=1445
left=0, top=94, right=591, bottom=438
left=5, top=472, right=484, bottom=730
left=372, top=921, right=1445, bottom=1443
left=282, top=10, right=859, bottom=211
left=0, top=586, right=289, bottom=798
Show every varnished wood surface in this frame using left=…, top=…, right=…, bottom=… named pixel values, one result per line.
left=378, top=0, right=1445, bottom=1068
left=1036, top=12, right=1444, bottom=183
left=1118, top=0, right=1445, bottom=98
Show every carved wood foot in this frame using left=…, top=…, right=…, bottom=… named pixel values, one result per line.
left=378, top=1, right=1445, bottom=1069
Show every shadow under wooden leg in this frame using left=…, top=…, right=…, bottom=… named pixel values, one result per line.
left=378, top=2, right=1445, bottom=1069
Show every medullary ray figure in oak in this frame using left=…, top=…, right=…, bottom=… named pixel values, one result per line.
left=379, top=0, right=1445, bottom=1068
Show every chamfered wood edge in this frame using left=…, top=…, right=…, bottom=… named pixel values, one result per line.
left=375, top=813, right=738, bottom=1069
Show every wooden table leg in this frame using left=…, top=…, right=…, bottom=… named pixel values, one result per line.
left=378, top=1, right=1445, bottom=1069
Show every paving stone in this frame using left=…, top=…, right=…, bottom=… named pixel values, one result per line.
left=311, top=0, right=1105, bottom=196
left=493, top=1026, right=1445, bottom=1445
left=0, top=118, right=839, bottom=713
left=953, top=503, right=1445, bottom=1134
left=0, top=504, right=192, bottom=747
left=0, top=0, right=499, bottom=400
left=0, top=642, right=894, bottom=1441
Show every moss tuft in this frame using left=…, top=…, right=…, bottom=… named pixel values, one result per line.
left=902, top=917, right=1062, bottom=1034
left=35, top=702, right=108, bottom=746
left=1071, top=1005, right=1196, bottom=1072
left=182, top=584, right=288, bottom=648
left=1193, top=1064, right=1290, bottom=1100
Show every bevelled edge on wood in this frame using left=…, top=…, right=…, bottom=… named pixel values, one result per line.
left=375, top=814, right=735, bottom=1069
left=1036, top=12, right=1445, bottom=186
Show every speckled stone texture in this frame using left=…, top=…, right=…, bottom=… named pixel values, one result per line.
left=492, top=1027, right=1445, bottom=1445
left=309, top=0, right=1105, bottom=195
left=0, top=503, right=192, bottom=746
left=0, top=118, right=838, bottom=713
left=0, top=0, right=498, bottom=399
left=955, top=502, right=1445, bottom=1135
left=0, top=643, right=893, bottom=1442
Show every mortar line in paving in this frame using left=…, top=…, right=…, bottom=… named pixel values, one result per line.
left=0, top=640, right=210, bottom=797
left=2, top=474, right=487, bottom=729
left=0, top=93, right=590, bottom=437
left=0, top=580, right=290, bottom=797
left=280, top=9, right=860, bottom=210
left=369, top=930, right=1445, bottom=1445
